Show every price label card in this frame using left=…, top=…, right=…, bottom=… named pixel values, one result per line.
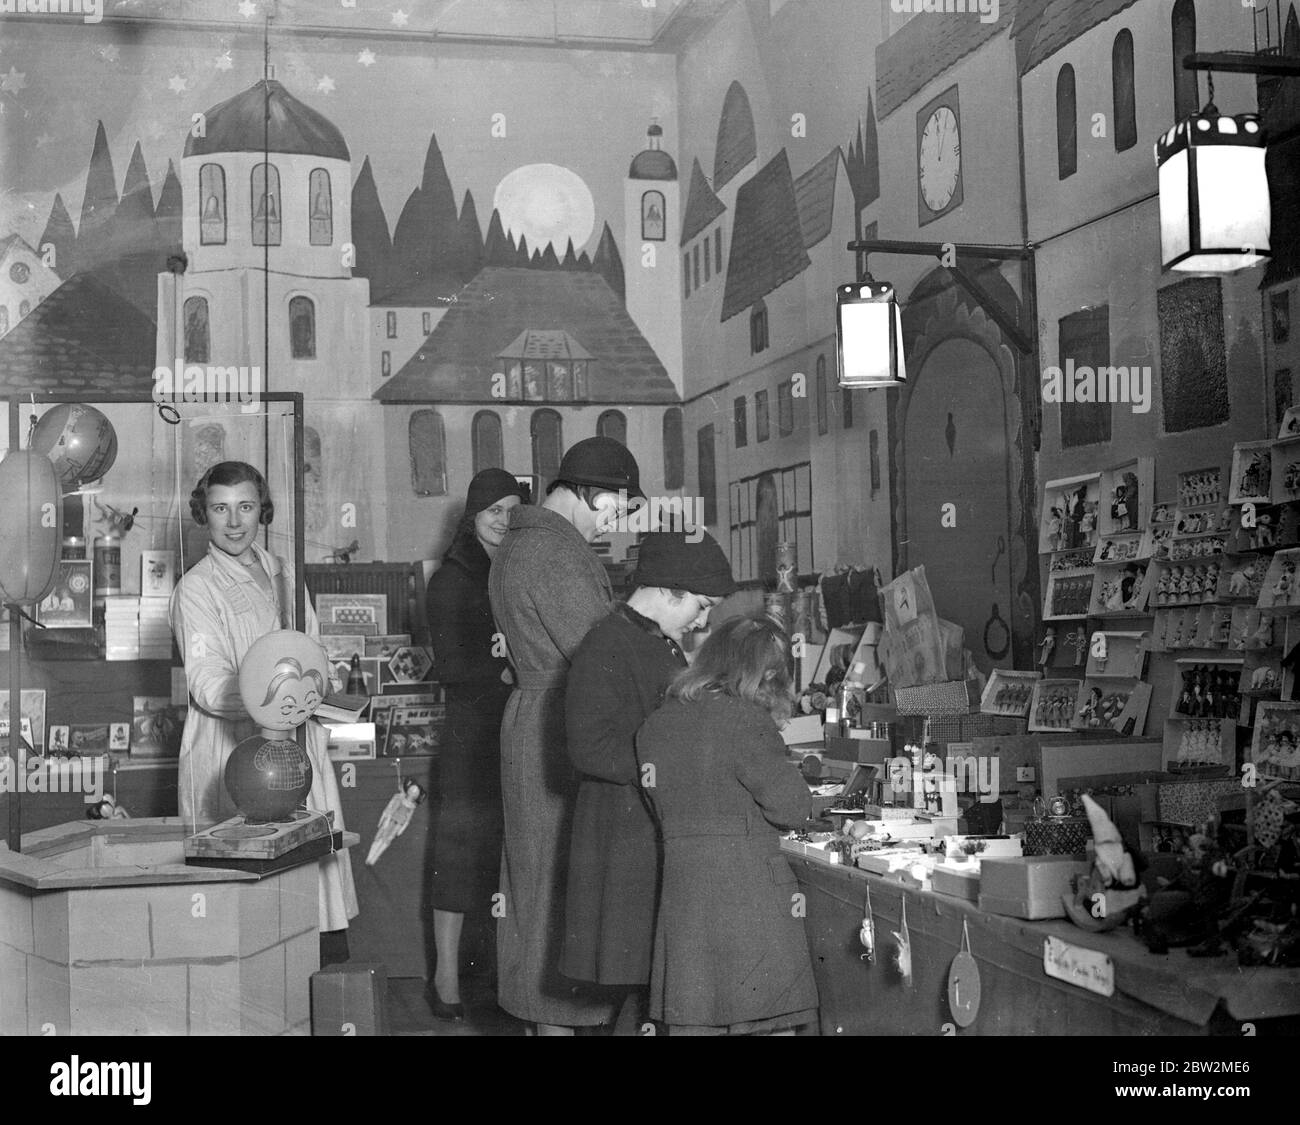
left=1043, top=935, right=1115, bottom=997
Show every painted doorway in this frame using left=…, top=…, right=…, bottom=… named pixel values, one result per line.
left=902, top=336, right=1014, bottom=674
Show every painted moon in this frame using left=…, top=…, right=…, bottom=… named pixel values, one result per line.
left=493, top=164, right=596, bottom=255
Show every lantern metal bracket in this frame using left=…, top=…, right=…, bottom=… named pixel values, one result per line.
left=846, top=238, right=1036, bottom=357
left=1182, top=50, right=1300, bottom=78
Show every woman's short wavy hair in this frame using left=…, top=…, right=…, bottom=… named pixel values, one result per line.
left=190, top=461, right=274, bottom=526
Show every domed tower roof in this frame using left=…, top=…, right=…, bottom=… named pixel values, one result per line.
left=629, top=122, right=677, bottom=180
left=184, top=79, right=350, bottom=161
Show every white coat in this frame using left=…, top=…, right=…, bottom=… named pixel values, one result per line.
left=169, top=540, right=358, bottom=931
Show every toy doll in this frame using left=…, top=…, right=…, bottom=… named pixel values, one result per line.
left=1204, top=563, right=1220, bottom=599
left=1047, top=507, right=1064, bottom=551
left=1274, top=558, right=1297, bottom=603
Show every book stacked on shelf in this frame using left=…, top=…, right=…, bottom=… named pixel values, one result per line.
left=138, top=599, right=172, bottom=659
left=104, top=596, right=140, bottom=661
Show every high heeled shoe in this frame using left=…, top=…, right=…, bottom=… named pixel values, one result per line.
left=427, top=984, right=465, bottom=1022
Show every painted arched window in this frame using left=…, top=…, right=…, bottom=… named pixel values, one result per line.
left=184, top=296, right=210, bottom=363
left=309, top=168, right=332, bottom=245
left=532, top=409, right=563, bottom=493
left=199, top=163, right=226, bottom=245
left=750, top=300, right=769, bottom=353
left=642, top=190, right=665, bottom=242
left=289, top=296, right=315, bottom=359
left=409, top=409, right=447, bottom=497
left=1286, top=4, right=1299, bottom=56
left=598, top=410, right=627, bottom=445
left=683, top=252, right=691, bottom=299
left=472, top=410, right=504, bottom=474
left=18, top=300, right=30, bottom=319
left=1056, top=64, right=1077, bottom=180
left=697, top=424, right=716, bottom=525
left=662, top=407, right=683, bottom=490
left=1112, top=30, right=1137, bottom=152
left=756, top=473, right=779, bottom=584
left=252, top=163, right=281, bottom=246
left=815, top=354, right=828, bottom=435
left=0, top=307, right=8, bottom=335
left=842, top=387, right=854, bottom=429
left=1172, top=0, right=1198, bottom=121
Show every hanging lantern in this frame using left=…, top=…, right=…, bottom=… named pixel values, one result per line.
left=835, top=279, right=907, bottom=388
left=1156, top=107, right=1270, bottom=273
left=0, top=450, right=63, bottom=605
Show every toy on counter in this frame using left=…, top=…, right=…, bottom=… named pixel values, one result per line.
left=1063, top=794, right=1148, bottom=933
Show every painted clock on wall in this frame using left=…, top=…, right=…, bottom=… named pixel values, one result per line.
left=916, top=85, right=963, bottom=226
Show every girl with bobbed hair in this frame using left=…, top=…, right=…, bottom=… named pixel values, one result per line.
left=635, top=614, right=817, bottom=1035
left=170, top=460, right=358, bottom=962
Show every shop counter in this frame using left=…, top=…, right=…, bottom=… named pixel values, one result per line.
left=786, top=850, right=1300, bottom=1036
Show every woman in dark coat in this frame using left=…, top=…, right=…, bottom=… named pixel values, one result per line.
left=424, top=469, right=524, bottom=1020
left=561, top=531, right=736, bottom=1032
left=636, top=614, right=818, bottom=1035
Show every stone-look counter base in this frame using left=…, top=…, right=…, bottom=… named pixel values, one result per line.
left=0, top=818, right=359, bottom=1035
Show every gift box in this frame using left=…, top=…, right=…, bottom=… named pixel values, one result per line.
left=1023, top=815, right=1091, bottom=856
left=977, top=855, right=1092, bottom=920
left=310, top=962, right=390, bottom=1036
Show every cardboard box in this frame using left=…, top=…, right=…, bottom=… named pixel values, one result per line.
left=310, top=963, right=389, bottom=1036
left=977, top=856, right=1091, bottom=920
left=932, top=861, right=981, bottom=901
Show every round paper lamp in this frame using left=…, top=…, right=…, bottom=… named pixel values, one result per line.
left=30, top=403, right=119, bottom=489
left=0, top=450, right=63, bottom=604
left=238, top=630, right=330, bottom=731
left=1156, top=110, right=1270, bottom=273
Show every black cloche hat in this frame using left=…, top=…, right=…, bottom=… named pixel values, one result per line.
left=555, top=436, right=645, bottom=500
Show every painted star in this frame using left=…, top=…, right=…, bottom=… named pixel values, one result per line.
left=97, top=45, right=121, bottom=63
left=316, top=75, right=335, bottom=95
left=357, top=49, right=376, bottom=67
left=238, top=0, right=257, bottom=18
left=0, top=67, right=28, bottom=96
left=144, top=119, right=168, bottom=141
left=168, top=74, right=189, bottom=93
left=215, top=51, right=233, bottom=71
left=391, top=9, right=409, bottom=26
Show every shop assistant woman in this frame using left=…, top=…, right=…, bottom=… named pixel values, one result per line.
left=170, top=461, right=358, bottom=961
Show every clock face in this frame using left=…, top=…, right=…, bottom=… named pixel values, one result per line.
left=9, top=262, right=30, bottom=285
left=919, top=104, right=961, bottom=216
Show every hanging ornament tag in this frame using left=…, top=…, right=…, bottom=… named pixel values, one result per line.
left=892, top=897, right=913, bottom=986
left=947, top=919, right=981, bottom=1028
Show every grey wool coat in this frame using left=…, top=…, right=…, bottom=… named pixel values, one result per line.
left=488, top=504, right=617, bottom=1026
left=636, top=693, right=818, bottom=1031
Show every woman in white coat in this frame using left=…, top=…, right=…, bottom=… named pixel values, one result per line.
left=170, top=461, right=358, bottom=961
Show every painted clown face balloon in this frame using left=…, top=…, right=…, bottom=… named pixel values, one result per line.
left=238, top=630, right=330, bottom=731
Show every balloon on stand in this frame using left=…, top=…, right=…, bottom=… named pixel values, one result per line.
left=30, top=403, right=118, bottom=490
left=0, top=450, right=62, bottom=604
left=224, top=735, right=313, bottom=823
left=238, top=630, right=331, bottom=731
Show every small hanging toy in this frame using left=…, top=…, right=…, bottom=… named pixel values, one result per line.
left=858, top=885, right=876, bottom=963
left=366, top=773, right=427, bottom=866
left=892, top=896, right=913, bottom=986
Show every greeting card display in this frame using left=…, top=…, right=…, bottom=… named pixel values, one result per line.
left=1039, top=474, right=1101, bottom=555
left=1250, top=701, right=1300, bottom=781
left=1229, top=442, right=1273, bottom=505
left=316, top=593, right=389, bottom=633
left=1241, top=651, right=1284, bottom=696
left=1149, top=503, right=1176, bottom=561
left=1049, top=548, right=1096, bottom=572
left=1271, top=434, right=1300, bottom=504
left=1229, top=606, right=1276, bottom=651
left=980, top=669, right=1041, bottom=718
left=1178, top=466, right=1223, bottom=510
left=1089, top=560, right=1150, bottom=615
left=1085, top=631, right=1148, bottom=679
left=140, top=550, right=176, bottom=598
left=1219, top=554, right=1264, bottom=602
left=37, top=559, right=93, bottom=628
left=1028, top=679, right=1082, bottom=732
left=1038, top=624, right=1089, bottom=670
left=1150, top=560, right=1221, bottom=608
left=1094, top=531, right=1150, bottom=565
left=1164, top=718, right=1234, bottom=771
left=1099, top=457, right=1153, bottom=535
left=1072, top=679, right=1151, bottom=736
left=1153, top=607, right=1225, bottom=652
left=1279, top=406, right=1300, bottom=439
left=1257, top=548, right=1300, bottom=610
left=1045, top=574, right=1093, bottom=620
